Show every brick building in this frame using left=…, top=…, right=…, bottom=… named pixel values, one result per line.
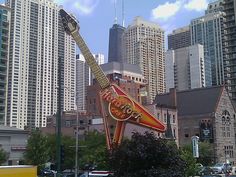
left=154, top=86, right=236, bottom=163
left=86, top=62, right=147, bottom=116
left=41, top=111, right=104, bottom=139
left=42, top=109, right=165, bottom=141
left=146, top=94, right=179, bottom=146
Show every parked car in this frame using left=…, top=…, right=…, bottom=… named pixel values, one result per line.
left=62, top=172, right=74, bottom=177
left=80, top=171, right=113, bottom=177
left=39, top=168, right=56, bottom=177
left=198, top=166, right=214, bottom=175
left=231, top=166, right=236, bottom=175
left=211, top=163, right=232, bottom=174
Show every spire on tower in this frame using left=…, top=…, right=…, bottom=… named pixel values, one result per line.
left=114, top=0, right=118, bottom=24
left=122, top=0, right=125, bottom=27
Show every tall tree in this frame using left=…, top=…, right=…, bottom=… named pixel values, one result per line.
left=0, top=148, right=8, bottom=165
left=180, top=146, right=198, bottom=177
left=79, top=131, right=108, bottom=170
left=181, top=142, right=214, bottom=166
left=198, top=142, right=214, bottom=166
left=108, top=131, right=186, bottom=177
left=24, top=129, right=49, bottom=165
left=46, top=134, right=76, bottom=170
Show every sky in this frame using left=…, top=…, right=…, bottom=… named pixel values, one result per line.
left=1, top=0, right=215, bottom=61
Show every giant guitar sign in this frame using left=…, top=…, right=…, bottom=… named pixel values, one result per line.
left=59, top=9, right=166, bottom=149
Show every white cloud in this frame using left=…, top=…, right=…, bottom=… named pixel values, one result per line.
left=151, top=1, right=182, bottom=21
left=184, top=0, right=208, bottom=11
left=74, top=0, right=99, bottom=15
left=55, top=0, right=99, bottom=16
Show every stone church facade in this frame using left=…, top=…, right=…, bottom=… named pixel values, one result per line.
left=154, top=86, right=236, bottom=163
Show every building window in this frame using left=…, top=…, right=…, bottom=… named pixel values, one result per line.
left=224, top=145, right=234, bottom=158
left=65, top=120, right=71, bottom=127
left=221, top=110, right=231, bottom=138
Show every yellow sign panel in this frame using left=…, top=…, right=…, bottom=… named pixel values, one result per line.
left=0, top=166, right=37, bottom=177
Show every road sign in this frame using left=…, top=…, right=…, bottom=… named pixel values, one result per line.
left=192, top=136, right=199, bottom=158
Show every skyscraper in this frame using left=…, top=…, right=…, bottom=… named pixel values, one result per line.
left=223, top=0, right=236, bottom=101
left=0, top=4, right=10, bottom=125
left=191, top=0, right=225, bottom=86
left=165, top=44, right=205, bottom=91
left=108, top=24, right=125, bottom=63
left=76, top=54, right=104, bottom=111
left=124, top=17, right=165, bottom=103
left=6, top=0, right=76, bottom=129
left=168, top=26, right=191, bottom=50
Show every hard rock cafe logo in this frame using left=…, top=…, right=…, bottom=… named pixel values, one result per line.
left=101, top=89, right=142, bottom=122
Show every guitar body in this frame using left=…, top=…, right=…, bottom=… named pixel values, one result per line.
left=99, top=84, right=166, bottom=149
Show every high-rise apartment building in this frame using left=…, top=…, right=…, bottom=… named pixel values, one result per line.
left=6, top=0, right=76, bottom=129
left=76, top=54, right=90, bottom=111
left=124, top=17, right=165, bottom=103
left=108, top=24, right=125, bottom=63
left=94, top=53, right=105, bottom=65
left=0, top=5, right=10, bottom=125
left=76, top=54, right=105, bottom=111
left=223, top=0, right=236, bottom=101
left=191, top=0, right=225, bottom=86
left=168, top=26, right=191, bottom=50
left=165, top=44, right=205, bottom=92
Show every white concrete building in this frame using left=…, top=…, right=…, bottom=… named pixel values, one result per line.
left=165, top=44, right=205, bottom=92
left=123, top=16, right=165, bottom=103
left=0, top=126, right=28, bottom=165
left=6, top=0, right=76, bottom=129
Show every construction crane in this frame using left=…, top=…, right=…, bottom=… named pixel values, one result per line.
left=59, top=9, right=166, bottom=149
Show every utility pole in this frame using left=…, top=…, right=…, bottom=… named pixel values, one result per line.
left=56, top=57, right=62, bottom=176
left=75, top=103, right=79, bottom=177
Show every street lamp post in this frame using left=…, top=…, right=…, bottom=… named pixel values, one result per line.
left=64, top=86, right=79, bottom=177
left=75, top=103, right=79, bottom=177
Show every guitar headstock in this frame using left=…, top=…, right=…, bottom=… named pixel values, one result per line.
left=59, top=9, right=80, bottom=35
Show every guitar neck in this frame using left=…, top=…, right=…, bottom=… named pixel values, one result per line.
left=71, top=31, right=110, bottom=89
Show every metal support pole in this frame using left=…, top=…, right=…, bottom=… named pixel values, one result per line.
left=56, top=57, right=62, bottom=177
left=75, top=105, right=79, bottom=177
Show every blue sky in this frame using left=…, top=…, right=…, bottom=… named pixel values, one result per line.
left=1, top=0, right=215, bottom=61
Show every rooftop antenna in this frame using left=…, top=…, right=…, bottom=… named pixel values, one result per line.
left=114, top=0, right=118, bottom=24
left=122, top=0, right=125, bottom=27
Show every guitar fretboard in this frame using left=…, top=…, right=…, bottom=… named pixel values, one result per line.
left=71, top=31, right=110, bottom=89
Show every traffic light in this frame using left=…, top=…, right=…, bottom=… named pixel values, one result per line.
left=61, top=145, right=65, bottom=164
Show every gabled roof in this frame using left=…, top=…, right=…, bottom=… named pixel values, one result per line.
left=154, top=86, right=224, bottom=117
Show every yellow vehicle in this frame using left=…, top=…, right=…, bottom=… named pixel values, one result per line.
left=0, top=165, right=37, bottom=177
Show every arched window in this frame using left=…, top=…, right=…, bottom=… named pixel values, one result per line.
left=222, top=110, right=231, bottom=125
left=221, top=110, right=231, bottom=137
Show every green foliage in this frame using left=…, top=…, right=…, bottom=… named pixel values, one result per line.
left=61, top=135, right=76, bottom=169
left=46, top=134, right=75, bottom=170
left=198, top=142, right=214, bottom=166
left=46, top=134, right=57, bottom=163
left=78, top=131, right=108, bottom=170
left=180, top=141, right=214, bottom=176
left=24, top=129, right=49, bottom=165
left=24, top=130, right=76, bottom=170
left=108, top=132, right=186, bottom=177
left=180, top=145, right=198, bottom=177
left=0, top=148, right=8, bottom=165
